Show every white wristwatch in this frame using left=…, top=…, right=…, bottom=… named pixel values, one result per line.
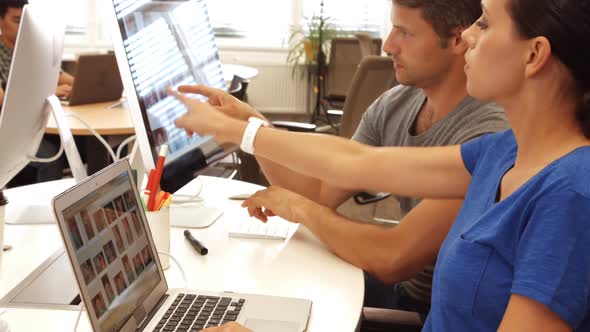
left=240, top=117, right=270, bottom=154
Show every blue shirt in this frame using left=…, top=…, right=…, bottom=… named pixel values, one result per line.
left=423, top=130, right=590, bottom=331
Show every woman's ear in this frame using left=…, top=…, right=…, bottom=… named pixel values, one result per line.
left=524, top=36, right=552, bottom=78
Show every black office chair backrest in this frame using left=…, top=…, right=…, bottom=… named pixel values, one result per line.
left=228, top=75, right=249, bottom=101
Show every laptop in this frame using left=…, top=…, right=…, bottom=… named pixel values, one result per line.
left=52, top=159, right=311, bottom=332
left=64, top=53, right=124, bottom=106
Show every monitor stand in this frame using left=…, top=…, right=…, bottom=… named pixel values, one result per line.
left=128, top=146, right=224, bottom=229
left=169, top=176, right=224, bottom=228
left=4, top=95, right=85, bottom=225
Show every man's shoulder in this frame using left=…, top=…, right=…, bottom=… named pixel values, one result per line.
left=377, top=84, right=423, bottom=105
left=457, top=97, right=504, bottom=116
left=446, top=98, right=509, bottom=144
left=365, top=85, right=423, bottom=118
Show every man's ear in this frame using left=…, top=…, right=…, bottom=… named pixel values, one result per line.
left=449, top=27, right=468, bottom=54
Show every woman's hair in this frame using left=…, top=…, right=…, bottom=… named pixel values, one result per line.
left=508, top=0, right=590, bottom=136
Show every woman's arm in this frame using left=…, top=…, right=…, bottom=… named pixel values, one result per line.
left=254, top=131, right=471, bottom=198
left=498, top=295, right=571, bottom=332
left=172, top=92, right=472, bottom=198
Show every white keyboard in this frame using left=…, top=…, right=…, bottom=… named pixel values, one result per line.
left=228, top=220, right=291, bottom=240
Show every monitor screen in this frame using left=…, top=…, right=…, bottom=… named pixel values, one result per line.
left=109, top=0, right=230, bottom=192
left=60, top=171, right=161, bottom=332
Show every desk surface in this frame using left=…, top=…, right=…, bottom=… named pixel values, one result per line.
left=0, top=176, right=363, bottom=331
left=46, top=100, right=135, bottom=136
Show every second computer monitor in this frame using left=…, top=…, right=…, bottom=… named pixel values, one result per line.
left=0, top=4, right=64, bottom=188
left=108, top=0, right=229, bottom=192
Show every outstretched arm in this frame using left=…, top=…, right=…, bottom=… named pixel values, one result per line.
left=171, top=89, right=472, bottom=199
left=174, top=85, right=358, bottom=207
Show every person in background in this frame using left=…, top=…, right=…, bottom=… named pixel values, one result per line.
left=172, top=0, right=590, bottom=330
left=0, top=0, right=70, bottom=184
left=0, top=0, right=73, bottom=103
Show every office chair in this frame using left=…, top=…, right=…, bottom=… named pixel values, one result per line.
left=322, top=37, right=382, bottom=112
left=273, top=55, right=396, bottom=135
left=228, top=75, right=249, bottom=102
left=360, top=308, right=423, bottom=332
left=354, top=32, right=382, bottom=58
left=337, top=55, right=395, bottom=138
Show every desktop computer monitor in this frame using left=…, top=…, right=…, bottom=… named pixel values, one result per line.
left=108, top=0, right=232, bottom=193
left=0, top=4, right=66, bottom=189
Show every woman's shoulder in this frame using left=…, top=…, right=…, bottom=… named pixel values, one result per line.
left=547, top=146, right=590, bottom=196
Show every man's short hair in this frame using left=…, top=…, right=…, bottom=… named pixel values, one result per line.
left=0, top=0, right=28, bottom=18
left=394, top=0, right=482, bottom=46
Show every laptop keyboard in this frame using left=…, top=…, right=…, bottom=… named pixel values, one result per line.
left=153, top=294, right=246, bottom=331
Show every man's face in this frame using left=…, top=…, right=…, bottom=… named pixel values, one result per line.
left=383, top=4, right=460, bottom=88
left=0, top=7, right=23, bottom=46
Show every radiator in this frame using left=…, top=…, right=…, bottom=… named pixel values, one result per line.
left=246, top=64, right=309, bottom=114
left=219, top=50, right=310, bottom=114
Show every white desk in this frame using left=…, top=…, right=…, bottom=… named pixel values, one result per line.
left=0, top=176, right=363, bottom=331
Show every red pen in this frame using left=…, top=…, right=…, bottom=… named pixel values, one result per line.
left=146, top=169, right=155, bottom=192
left=147, top=145, right=168, bottom=211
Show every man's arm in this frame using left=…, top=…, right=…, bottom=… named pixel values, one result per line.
left=257, top=156, right=355, bottom=208
left=243, top=187, right=462, bottom=284
left=300, top=198, right=461, bottom=283
left=58, top=71, right=74, bottom=85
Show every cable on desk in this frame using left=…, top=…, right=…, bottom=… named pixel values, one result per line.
left=170, top=177, right=204, bottom=204
left=27, top=136, right=65, bottom=163
left=73, top=304, right=84, bottom=332
left=65, top=113, right=117, bottom=161
left=158, top=252, right=188, bottom=289
left=116, top=135, right=136, bottom=160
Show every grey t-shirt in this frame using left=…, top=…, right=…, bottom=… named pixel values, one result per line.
left=352, top=84, right=509, bottom=303
left=0, top=41, right=13, bottom=88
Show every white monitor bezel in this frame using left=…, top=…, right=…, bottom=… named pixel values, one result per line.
left=0, top=4, right=64, bottom=188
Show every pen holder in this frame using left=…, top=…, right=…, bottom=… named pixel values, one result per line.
left=145, top=207, right=170, bottom=270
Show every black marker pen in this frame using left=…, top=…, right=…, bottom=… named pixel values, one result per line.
left=184, top=230, right=208, bottom=255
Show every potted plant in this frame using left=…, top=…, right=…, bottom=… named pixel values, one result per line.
left=286, top=13, right=340, bottom=78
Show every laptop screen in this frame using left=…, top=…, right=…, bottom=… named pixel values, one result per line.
left=111, top=0, right=226, bottom=164
left=60, top=171, right=161, bottom=331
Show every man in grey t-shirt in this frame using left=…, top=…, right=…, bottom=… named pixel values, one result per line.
left=171, top=0, right=509, bottom=326
left=355, top=84, right=507, bottom=316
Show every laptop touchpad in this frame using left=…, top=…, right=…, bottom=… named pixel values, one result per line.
left=244, top=319, right=299, bottom=332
